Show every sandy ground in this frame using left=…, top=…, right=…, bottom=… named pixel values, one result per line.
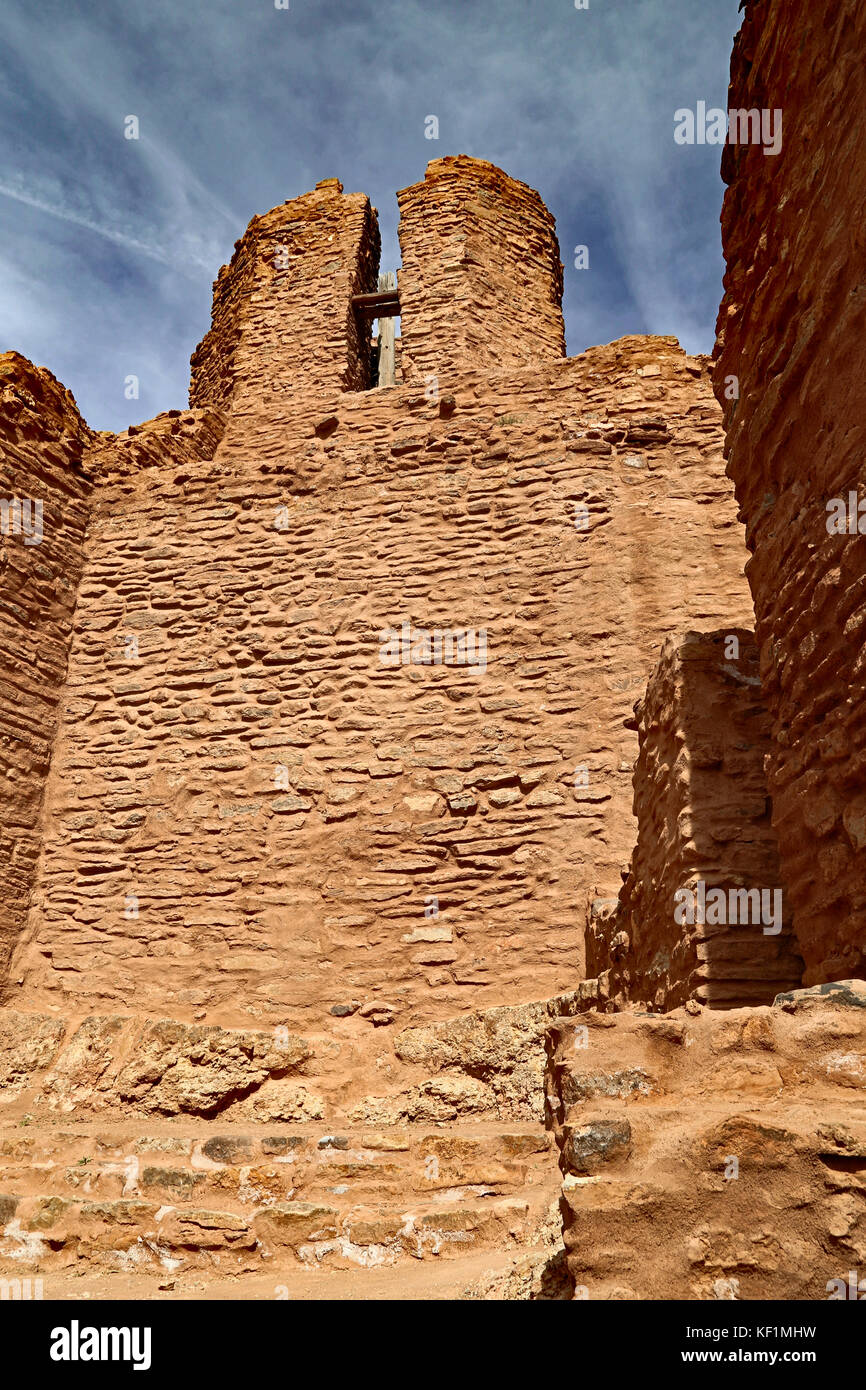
left=27, top=1247, right=527, bottom=1301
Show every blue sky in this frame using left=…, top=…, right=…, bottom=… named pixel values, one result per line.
left=1, top=0, right=743, bottom=432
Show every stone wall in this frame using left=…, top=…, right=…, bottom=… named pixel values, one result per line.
left=5, top=329, right=751, bottom=1032
left=588, top=629, right=802, bottom=1009
left=713, top=0, right=866, bottom=985
left=397, top=156, right=565, bottom=385
left=2, top=165, right=751, bottom=1053
left=190, top=178, right=381, bottom=415
left=0, top=354, right=93, bottom=984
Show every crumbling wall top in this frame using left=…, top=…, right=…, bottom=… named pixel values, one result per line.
left=189, top=180, right=380, bottom=413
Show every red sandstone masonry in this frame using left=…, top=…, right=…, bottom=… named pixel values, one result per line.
left=7, top=331, right=752, bottom=1030
left=587, top=630, right=802, bottom=1009
left=713, top=0, right=866, bottom=985
left=0, top=154, right=781, bottom=1293
left=544, top=990, right=866, bottom=1300
left=0, top=354, right=93, bottom=984
left=397, top=157, right=565, bottom=385
left=1, top=165, right=751, bottom=1050
left=190, top=178, right=380, bottom=416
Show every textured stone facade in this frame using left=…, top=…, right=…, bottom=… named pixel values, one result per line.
left=190, top=177, right=381, bottom=415
left=714, top=0, right=866, bottom=985
left=397, top=156, right=565, bottom=384
left=588, top=630, right=802, bottom=1009
left=5, top=328, right=750, bottom=1030
left=0, top=154, right=775, bottom=1297
left=0, top=354, right=93, bottom=986
left=0, top=162, right=753, bottom=1037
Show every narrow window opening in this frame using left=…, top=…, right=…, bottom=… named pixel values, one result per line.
left=353, top=272, right=401, bottom=389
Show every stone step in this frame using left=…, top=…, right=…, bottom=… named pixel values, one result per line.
left=0, top=1119, right=559, bottom=1272
left=0, top=1123, right=553, bottom=1206
left=695, top=971, right=804, bottom=1007
left=0, top=1145, right=549, bottom=1211
left=0, top=1186, right=551, bottom=1273
left=544, top=990, right=866, bottom=1299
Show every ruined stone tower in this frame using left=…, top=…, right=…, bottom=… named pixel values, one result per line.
left=2, top=157, right=752, bottom=1037
left=1, top=0, right=860, bottom=1300
left=0, top=152, right=799, bottom=1290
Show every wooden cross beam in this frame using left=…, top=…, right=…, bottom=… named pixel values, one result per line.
left=351, top=287, right=400, bottom=317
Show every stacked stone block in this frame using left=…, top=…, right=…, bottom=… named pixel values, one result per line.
left=714, top=0, right=866, bottom=984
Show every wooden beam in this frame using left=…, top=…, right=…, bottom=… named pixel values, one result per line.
left=376, top=272, right=397, bottom=387
left=352, top=288, right=400, bottom=317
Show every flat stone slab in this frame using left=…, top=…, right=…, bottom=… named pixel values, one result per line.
left=774, top=979, right=866, bottom=1010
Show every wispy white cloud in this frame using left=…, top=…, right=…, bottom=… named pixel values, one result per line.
left=0, top=177, right=209, bottom=273
left=0, top=0, right=743, bottom=429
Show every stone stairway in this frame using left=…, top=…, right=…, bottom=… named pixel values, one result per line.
left=0, top=993, right=601, bottom=1289
left=0, top=1117, right=557, bottom=1276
